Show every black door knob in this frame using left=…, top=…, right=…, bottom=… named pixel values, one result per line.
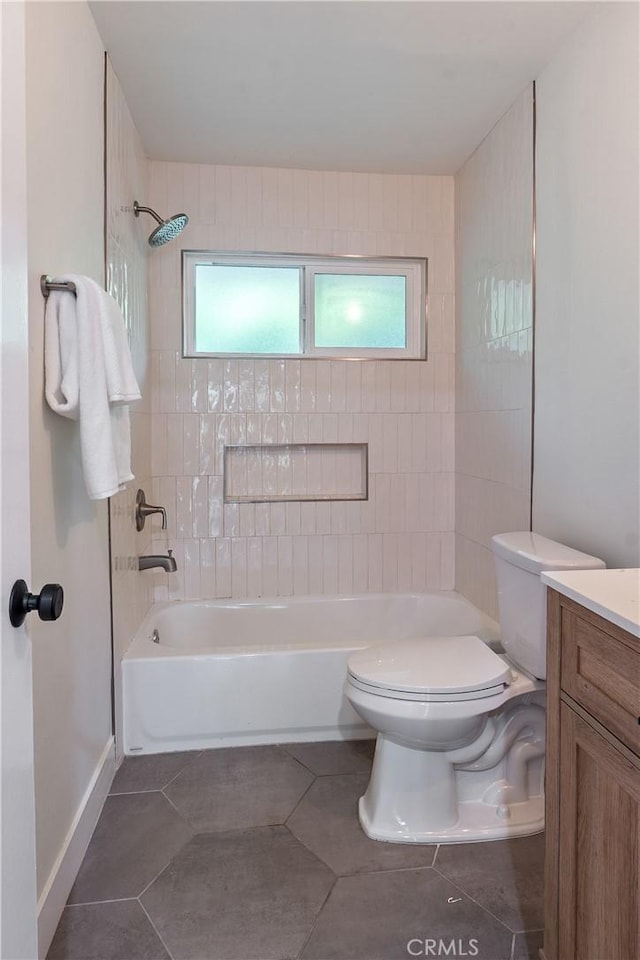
left=9, top=580, right=64, bottom=628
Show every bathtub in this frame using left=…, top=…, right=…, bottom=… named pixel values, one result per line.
left=122, top=592, right=500, bottom=755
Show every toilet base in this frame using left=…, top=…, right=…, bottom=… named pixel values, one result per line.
left=359, top=793, right=544, bottom=844
left=357, top=713, right=546, bottom=844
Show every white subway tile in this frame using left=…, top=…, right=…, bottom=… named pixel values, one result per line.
left=367, top=534, right=383, bottom=592
left=208, top=476, right=224, bottom=537
left=183, top=415, right=200, bottom=475
left=315, top=501, right=331, bottom=535
left=270, top=502, right=286, bottom=536
left=247, top=537, right=263, bottom=597
left=176, top=476, right=193, bottom=538
left=166, top=415, right=184, bottom=476
left=207, top=359, right=223, bottom=412
left=270, top=359, right=286, bottom=412
left=322, top=536, right=338, bottom=594
left=215, top=538, right=232, bottom=598
left=382, top=414, right=398, bottom=474
left=151, top=414, right=167, bottom=476
left=239, top=502, right=256, bottom=538
left=255, top=502, right=271, bottom=536
left=330, top=362, right=346, bottom=413
left=223, top=360, right=239, bottom=412
left=374, top=474, right=391, bottom=532
left=292, top=536, right=309, bottom=596
left=389, top=362, right=406, bottom=412
left=374, top=362, right=391, bottom=412
left=231, top=538, right=248, bottom=598
left=352, top=534, right=368, bottom=593
left=382, top=533, right=398, bottom=592
left=315, top=361, right=331, bottom=412
left=223, top=502, right=240, bottom=537
left=262, top=536, right=279, bottom=597
left=337, top=536, right=353, bottom=595
left=397, top=534, right=413, bottom=592
left=253, top=359, right=270, bottom=413
left=300, top=502, right=316, bottom=535
left=183, top=539, right=201, bottom=599
left=278, top=536, right=293, bottom=596
left=426, top=533, right=442, bottom=589
left=410, top=533, right=427, bottom=592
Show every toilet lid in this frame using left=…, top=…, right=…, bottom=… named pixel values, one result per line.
left=347, top=635, right=511, bottom=696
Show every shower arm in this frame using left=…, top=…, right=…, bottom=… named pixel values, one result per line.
left=133, top=202, right=164, bottom=225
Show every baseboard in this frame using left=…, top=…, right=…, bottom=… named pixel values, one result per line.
left=37, top=736, right=116, bottom=958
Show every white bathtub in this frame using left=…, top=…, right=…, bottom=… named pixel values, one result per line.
left=122, top=592, right=500, bottom=755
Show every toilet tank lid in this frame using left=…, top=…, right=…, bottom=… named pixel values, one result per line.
left=491, top=532, right=606, bottom=575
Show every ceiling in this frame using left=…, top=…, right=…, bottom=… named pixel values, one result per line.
left=90, top=0, right=594, bottom=174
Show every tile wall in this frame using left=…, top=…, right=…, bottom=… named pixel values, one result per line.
left=145, top=163, right=455, bottom=600
left=105, top=59, right=152, bottom=755
left=454, top=86, right=534, bottom=617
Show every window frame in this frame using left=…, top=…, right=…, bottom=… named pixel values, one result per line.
left=182, top=251, right=428, bottom=360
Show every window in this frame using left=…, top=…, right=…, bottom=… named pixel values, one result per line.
left=183, top=252, right=426, bottom=359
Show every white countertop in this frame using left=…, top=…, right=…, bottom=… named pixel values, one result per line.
left=541, top=568, right=640, bottom=638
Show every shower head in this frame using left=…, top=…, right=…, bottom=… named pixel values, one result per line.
left=133, top=201, right=189, bottom=248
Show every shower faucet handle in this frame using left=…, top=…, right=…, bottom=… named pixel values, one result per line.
left=135, top=489, right=168, bottom=532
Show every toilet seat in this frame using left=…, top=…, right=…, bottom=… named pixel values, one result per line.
left=347, top=635, right=512, bottom=703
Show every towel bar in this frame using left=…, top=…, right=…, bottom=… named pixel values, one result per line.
left=40, top=275, right=77, bottom=298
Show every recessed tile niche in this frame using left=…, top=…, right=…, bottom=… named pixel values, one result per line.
left=224, top=443, right=369, bottom=503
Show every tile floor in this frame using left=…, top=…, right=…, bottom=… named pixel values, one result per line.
left=48, top=741, right=545, bottom=960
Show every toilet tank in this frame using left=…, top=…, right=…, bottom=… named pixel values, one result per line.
left=491, top=532, right=605, bottom=679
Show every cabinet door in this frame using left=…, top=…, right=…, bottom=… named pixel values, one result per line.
left=558, top=704, right=640, bottom=960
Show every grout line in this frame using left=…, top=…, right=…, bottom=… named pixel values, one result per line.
left=109, top=751, right=205, bottom=798
left=138, top=897, right=175, bottom=960
left=283, top=823, right=337, bottom=876
left=108, top=787, right=163, bottom=797
left=283, top=774, right=318, bottom=826
left=339, top=861, right=436, bottom=880
left=160, top=788, right=198, bottom=829
left=510, top=931, right=516, bottom=960
left=276, top=743, right=323, bottom=780
left=431, top=842, right=440, bottom=868
left=137, top=850, right=185, bottom=902
left=160, top=750, right=205, bottom=793
left=64, top=897, right=137, bottom=908
left=295, top=875, right=338, bottom=960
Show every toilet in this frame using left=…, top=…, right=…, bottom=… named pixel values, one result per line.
left=345, top=532, right=605, bottom=844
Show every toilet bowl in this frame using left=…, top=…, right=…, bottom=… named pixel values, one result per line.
left=345, top=532, right=605, bottom=844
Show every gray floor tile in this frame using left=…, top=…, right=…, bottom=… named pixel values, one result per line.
left=301, top=869, right=513, bottom=960
left=163, top=744, right=314, bottom=832
left=513, top=929, right=544, bottom=960
left=47, top=901, right=170, bottom=960
left=110, top=751, right=201, bottom=794
left=282, top=739, right=375, bottom=776
left=68, top=793, right=193, bottom=904
left=141, top=826, right=335, bottom=960
left=434, top=833, right=545, bottom=933
left=288, top=773, right=436, bottom=875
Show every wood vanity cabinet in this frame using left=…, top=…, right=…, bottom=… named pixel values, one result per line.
left=543, top=590, right=640, bottom=960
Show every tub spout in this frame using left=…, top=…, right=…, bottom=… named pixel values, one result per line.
left=138, top=550, right=177, bottom=573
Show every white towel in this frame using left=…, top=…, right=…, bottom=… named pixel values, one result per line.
left=44, top=274, right=141, bottom=500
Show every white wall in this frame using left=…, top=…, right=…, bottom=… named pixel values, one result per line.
left=25, top=2, right=113, bottom=951
left=146, top=163, right=455, bottom=600
left=455, top=88, right=534, bottom=617
left=534, top=3, right=640, bottom=566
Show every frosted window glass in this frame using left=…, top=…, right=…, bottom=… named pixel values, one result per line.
left=194, top=264, right=301, bottom=354
left=314, top=274, right=406, bottom=349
